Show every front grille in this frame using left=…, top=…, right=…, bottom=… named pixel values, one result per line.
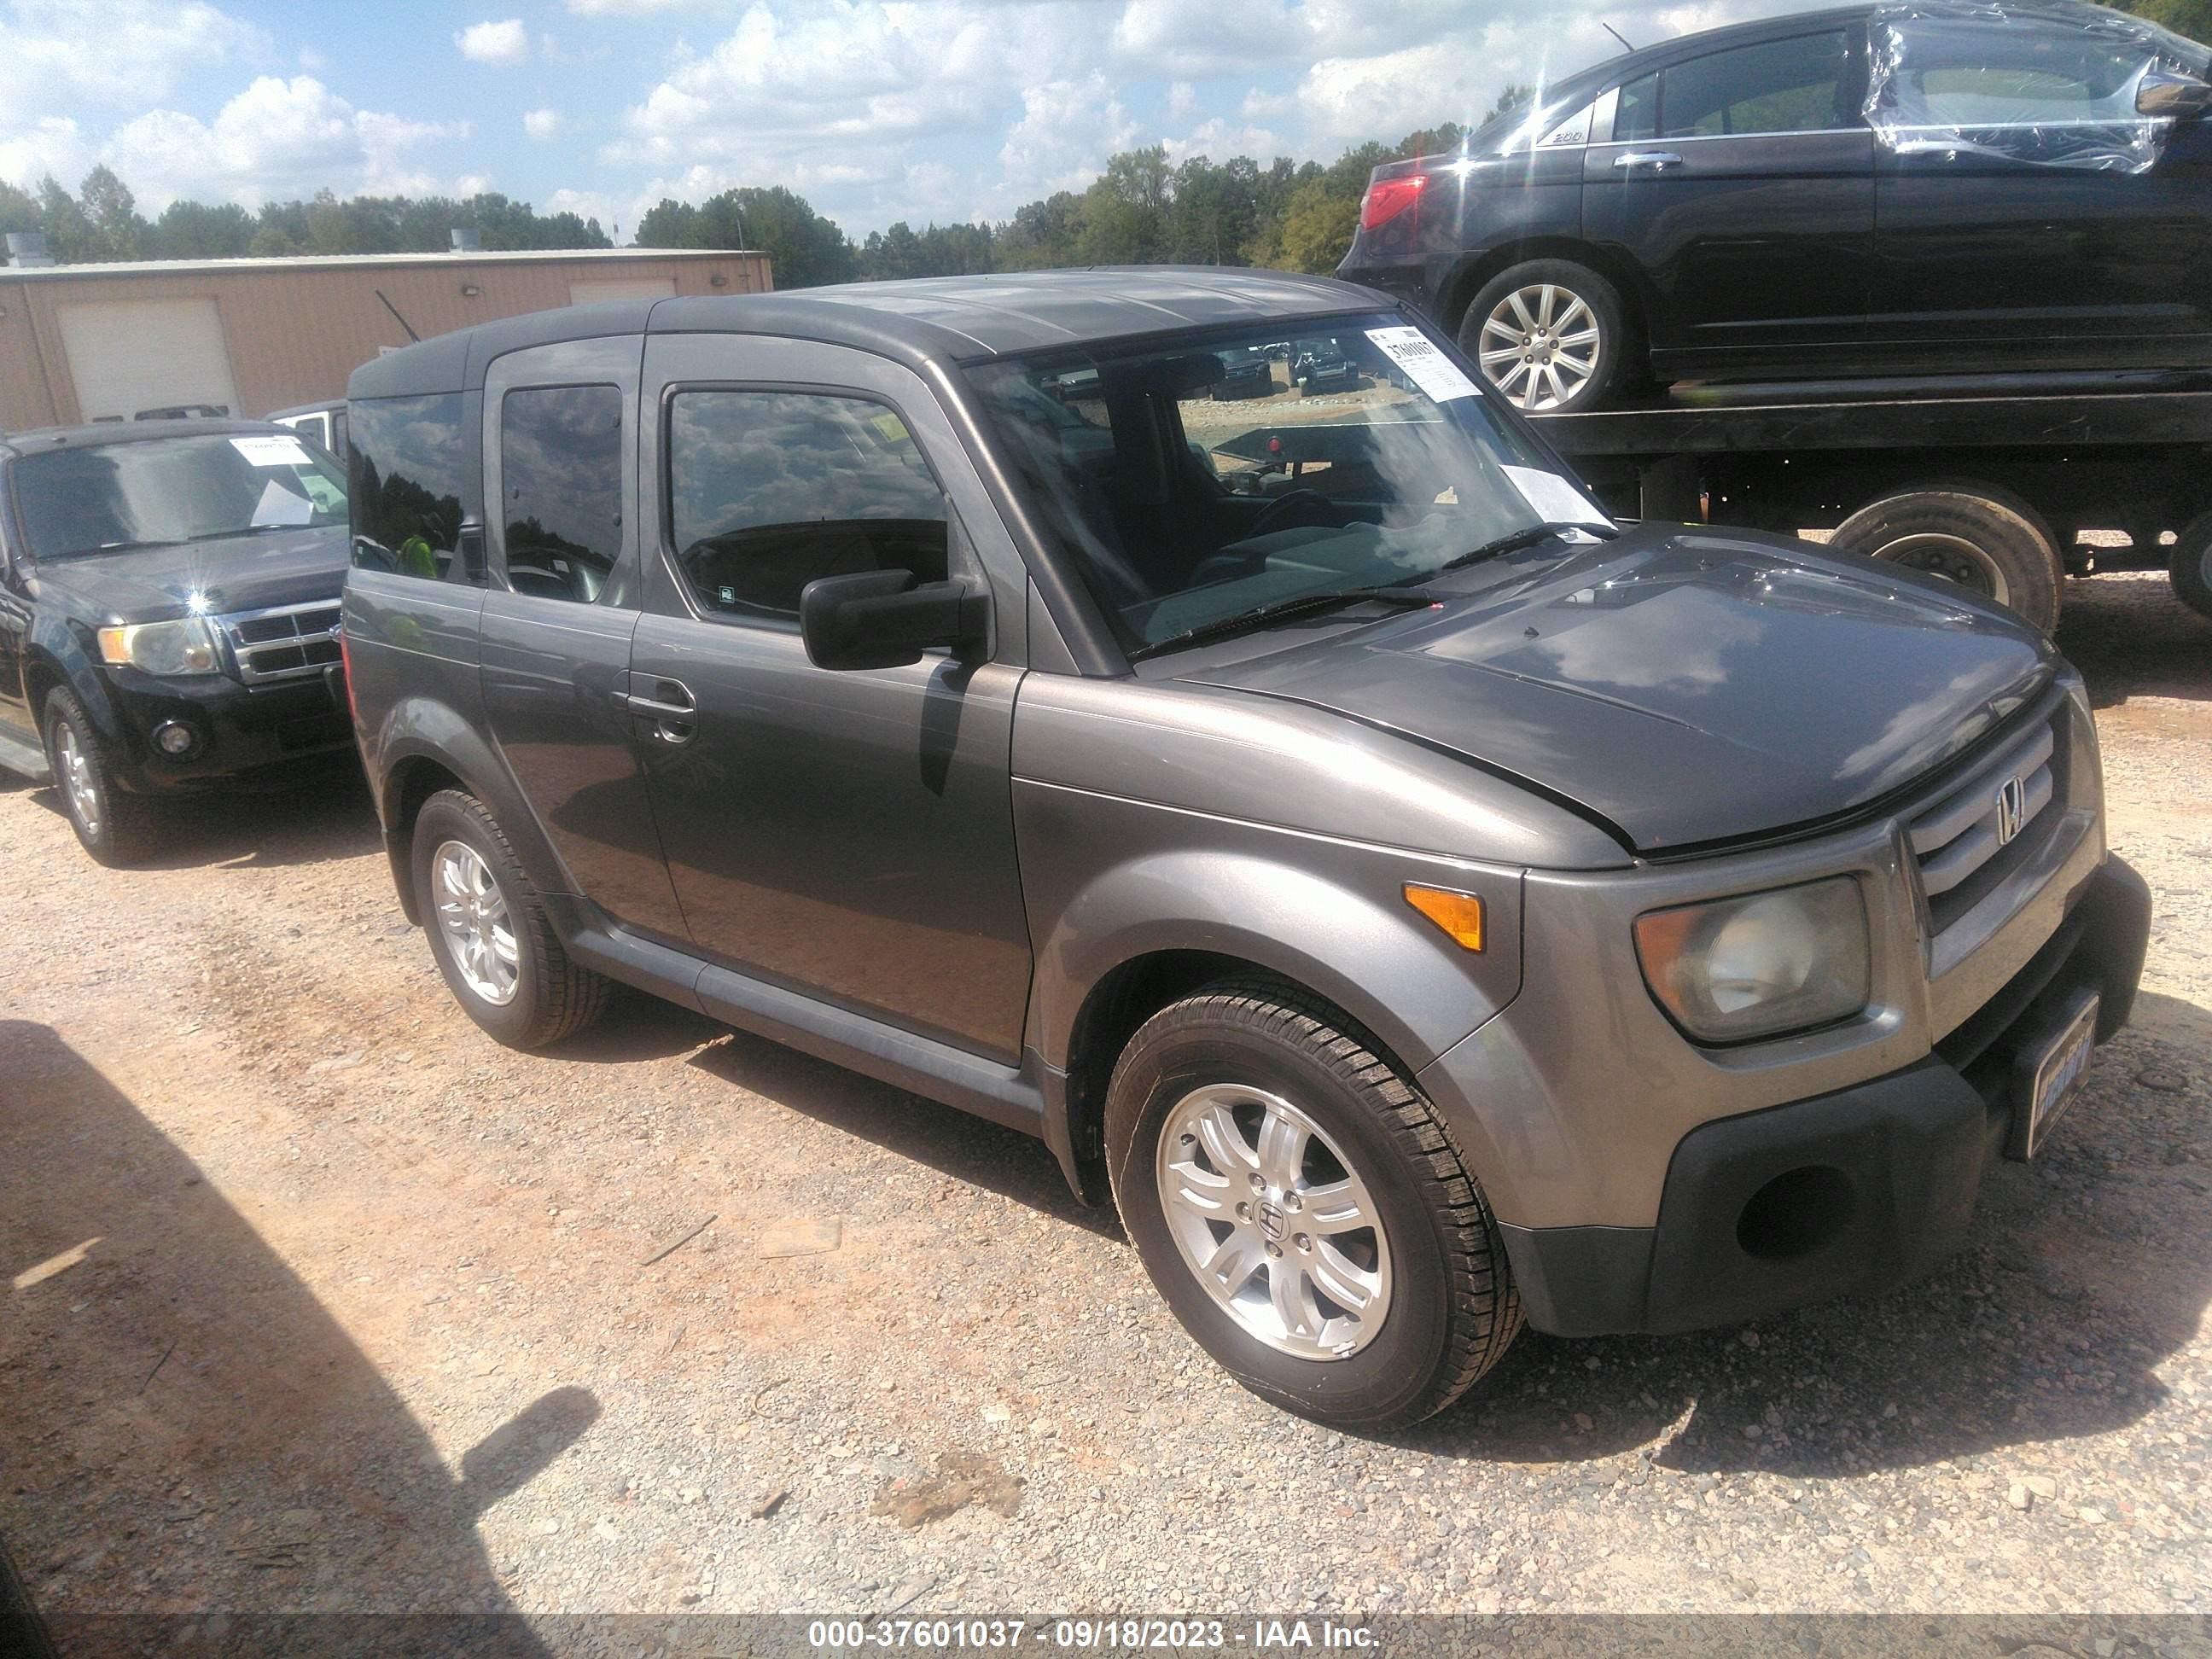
left=1907, top=715, right=2062, bottom=935
left=218, top=601, right=342, bottom=684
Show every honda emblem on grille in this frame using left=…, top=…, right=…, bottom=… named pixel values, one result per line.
left=1994, top=776, right=2028, bottom=847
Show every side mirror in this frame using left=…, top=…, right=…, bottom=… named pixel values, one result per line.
left=2138, top=68, right=2212, bottom=118
left=799, top=569, right=987, bottom=671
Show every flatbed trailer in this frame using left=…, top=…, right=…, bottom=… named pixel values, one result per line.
left=1525, top=370, right=2212, bottom=632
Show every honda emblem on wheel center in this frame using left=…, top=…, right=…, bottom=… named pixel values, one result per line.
left=1994, top=775, right=2029, bottom=846
left=1254, top=1202, right=1287, bottom=1241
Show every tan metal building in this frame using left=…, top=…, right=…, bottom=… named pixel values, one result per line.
left=0, top=246, right=771, bottom=432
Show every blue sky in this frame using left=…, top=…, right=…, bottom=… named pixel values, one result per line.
left=0, top=0, right=1826, bottom=241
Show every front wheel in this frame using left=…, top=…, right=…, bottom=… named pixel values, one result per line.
left=42, top=686, right=157, bottom=866
left=1104, top=980, right=1521, bottom=1430
left=1460, top=259, right=1632, bottom=414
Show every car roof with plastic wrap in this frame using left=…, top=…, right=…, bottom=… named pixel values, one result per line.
left=346, top=269, right=1399, bottom=400
left=0, top=418, right=300, bottom=459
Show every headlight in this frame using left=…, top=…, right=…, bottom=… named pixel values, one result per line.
left=1633, top=876, right=1871, bottom=1044
left=97, top=619, right=221, bottom=677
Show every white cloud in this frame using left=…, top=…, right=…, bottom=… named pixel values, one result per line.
left=545, top=185, right=621, bottom=232
left=1165, top=81, right=1197, bottom=122
left=99, top=76, right=469, bottom=210
left=1112, top=0, right=1295, bottom=80
left=524, top=108, right=562, bottom=140
left=0, top=0, right=265, bottom=114
left=455, top=18, right=530, bottom=65
left=568, top=0, right=697, bottom=11
left=0, top=116, right=87, bottom=190
left=996, top=73, right=1138, bottom=201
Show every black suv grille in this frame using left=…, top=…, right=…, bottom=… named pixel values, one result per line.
left=217, top=602, right=343, bottom=685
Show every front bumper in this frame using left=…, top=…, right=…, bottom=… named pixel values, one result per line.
left=105, top=665, right=355, bottom=795
left=1501, top=856, right=2151, bottom=1336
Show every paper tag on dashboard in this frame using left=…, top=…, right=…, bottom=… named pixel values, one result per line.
left=1365, top=325, right=1479, bottom=403
left=1500, top=464, right=1613, bottom=529
left=230, top=434, right=313, bottom=468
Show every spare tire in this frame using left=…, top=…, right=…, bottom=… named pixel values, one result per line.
left=1826, top=487, right=2063, bottom=633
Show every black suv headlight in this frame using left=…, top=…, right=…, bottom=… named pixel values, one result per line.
left=1633, top=876, right=1871, bottom=1044
left=98, top=619, right=222, bottom=677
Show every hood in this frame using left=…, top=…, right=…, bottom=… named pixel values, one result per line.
left=31, top=527, right=347, bottom=624
left=1173, top=530, right=2058, bottom=853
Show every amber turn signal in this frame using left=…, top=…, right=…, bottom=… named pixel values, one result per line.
left=1404, top=884, right=1485, bottom=952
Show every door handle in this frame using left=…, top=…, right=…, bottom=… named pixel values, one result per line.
left=615, top=677, right=696, bottom=742
left=1614, top=149, right=1684, bottom=170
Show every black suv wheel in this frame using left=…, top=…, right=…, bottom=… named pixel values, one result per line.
left=1459, top=259, right=1632, bottom=414
left=42, top=686, right=156, bottom=866
left=1104, top=979, right=1522, bottom=1430
left=411, top=789, right=610, bottom=1050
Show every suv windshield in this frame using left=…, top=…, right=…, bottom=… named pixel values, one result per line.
left=12, top=431, right=348, bottom=561
left=966, top=312, right=1611, bottom=655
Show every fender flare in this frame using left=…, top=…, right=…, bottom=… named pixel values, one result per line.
left=1028, top=847, right=1522, bottom=1081
left=369, top=696, right=577, bottom=924
left=24, top=620, right=124, bottom=748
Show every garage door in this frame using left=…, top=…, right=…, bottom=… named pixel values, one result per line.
left=568, top=276, right=677, bottom=306
left=56, top=297, right=240, bottom=422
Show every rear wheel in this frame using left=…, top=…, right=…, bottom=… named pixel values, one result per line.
left=2170, top=511, right=2212, bottom=621
left=1104, top=979, right=1521, bottom=1429
left=1460, top=259, right=1632, bottom=414
left=411, top=789, right=609, bottom=1050
left=1827, top=487, right=2063, bottom=633
left=42, top=686, right=157, bottom=866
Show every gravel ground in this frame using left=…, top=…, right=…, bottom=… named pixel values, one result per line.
left=2, top=570, right=2209, bottom=1623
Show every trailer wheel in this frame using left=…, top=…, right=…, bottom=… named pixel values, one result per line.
left=1827, top=488, right=2062, bottom=633
left=2171, top=512, right=2212, bottom=622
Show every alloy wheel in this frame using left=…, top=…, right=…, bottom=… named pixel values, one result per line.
left=1154, top=1083, right=1393, bottom=1360
left=1478, top=283, right=1601, bottom=410
left=432, top=839, right=521, bottom=1006
left=55, top=720, right=102, bottom=838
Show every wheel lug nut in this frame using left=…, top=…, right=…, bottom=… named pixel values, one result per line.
left=1236, top=1202, right=1250, bottom=1220
left=1248, top=1173, right=1265, bottom=1192
left=1284, top=1192, right=1301, bottom=1211
left=1265, top=1242, right=1284, bottom=1259
left=1294, top=1233, right=1311, bottom=1252
left=1179, top=1133, right=1195, bottom=1146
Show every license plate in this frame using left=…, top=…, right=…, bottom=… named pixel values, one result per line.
left=2008, top=990, right=2099, bottom=1161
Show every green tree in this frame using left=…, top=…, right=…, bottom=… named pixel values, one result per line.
left=1277, top=175, right=1359, bottom=274
left=76, top=165, right=148, bottom=260
left=1486, top=83, right=1535, bottom=126
left=150, top=200, right=256, bottom=259
left=0, top=179, right=40, bottom=238
left=2111, top=0, right=2212, bottom=41
left=637, top=185, right=852, bottom=287
left=35, top=176, right=94, bottom=262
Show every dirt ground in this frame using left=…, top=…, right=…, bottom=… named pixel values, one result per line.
left=2, top=571, right=2209, bottom=1625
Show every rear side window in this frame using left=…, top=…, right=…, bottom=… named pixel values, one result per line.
left=1661, top=31, right=1853, bottom=137
left=1615, top=73, right=1660, bottom=143
left=350, top=394, right=465, bottom=580
left=501, top=384, right=624, bottom=604
left=666, top=389, right=946, bottom=622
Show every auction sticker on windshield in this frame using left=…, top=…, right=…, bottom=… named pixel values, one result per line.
left=230, top=434, right=315, bottom=468
left=1365, top=325, right=1479, bottom=402
left=1501, top=463, right=1613, bottom=531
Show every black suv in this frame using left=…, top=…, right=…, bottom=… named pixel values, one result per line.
left=1340, top=0, right=2212, bottom=411
left=0, top=422, right=355, bottom=863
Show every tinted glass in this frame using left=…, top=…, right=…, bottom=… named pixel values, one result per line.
left=1615, top=73, right=1660, bottom=143
left=502, top=384, right=624, bottom=604
left=12, top=432, right=346, bottom=562
left=667, top=390, right=946, bottom=621
left=350, top=393, right=465, bottom=579
left=1906, top=23, right=2194, bottom=123
left=967, top=312, right=1610, bottom=657
left=1662, top=32, right=1851, bottom=137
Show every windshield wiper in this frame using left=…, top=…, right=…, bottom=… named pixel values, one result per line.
left=1130, top=584, right=1436, bottom=661
left=185, top=523, right=309, bottom=542
left=1437, top=521, right=1614, bottom=574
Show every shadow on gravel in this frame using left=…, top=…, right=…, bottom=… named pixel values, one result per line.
left=556, top=990, right=727, bottom=1065
left=689, top=1027, right=1121, bottom=1238
left=0, top=1020, right=596, bottom=1642
left=1392, top=998, right=2212, bottom=1480
left=26, top=760, right=381, bottom=871
left=2055, top=573, right=2212, bottom=709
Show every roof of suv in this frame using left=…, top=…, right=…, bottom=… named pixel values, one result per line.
left=0, top=418, right=295, bottom=458
left=350, top=268, right=1397, bottom=399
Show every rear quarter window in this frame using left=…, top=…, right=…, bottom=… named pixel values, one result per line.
left=349, top=393, right=466, bottom=581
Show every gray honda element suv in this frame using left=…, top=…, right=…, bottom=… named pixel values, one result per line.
left=341, top=271, right=2149, bottom=1429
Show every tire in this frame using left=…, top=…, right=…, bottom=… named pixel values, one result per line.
left=1459, top=258, right=1632, bottom=414
left=41, top=685, right=157, bottom=866
left=1827, top=487, right=2064, bottom=633
left=2171, top=510, right=2212, bottom=622
left=411, top=789, right=609, bottom=1050
left=1104, top=978, right=1522, bottom=1430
